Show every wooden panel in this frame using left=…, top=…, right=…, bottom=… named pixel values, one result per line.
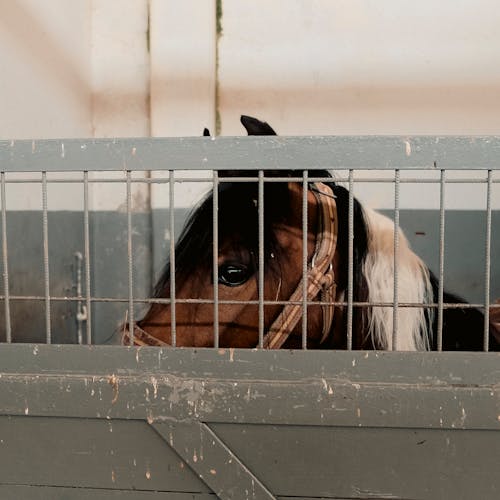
left=153, top=421, right=275, bottom=500
left=0, top=346, right=498, bottom=497
left=210, top=423, right=500, bottom=499
left=0, top=346, right=498, bottom=430
left=0, top=485, right=214, bottom=499
left=0, top=416, right=209, bottom=493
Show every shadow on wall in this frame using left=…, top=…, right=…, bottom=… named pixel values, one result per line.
left=0, top=1, right=89, bottom=106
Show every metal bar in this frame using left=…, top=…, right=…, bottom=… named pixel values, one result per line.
left=83, top=171, right=92, bottom=344
left=74, top=252, right=83, bottom=344
left=392, top=170, right=400, bottom=351
left=437, top=170, right=446, bottom=351
left=258, top=170, right=265, bottom=348
left=302, top=171, right=308, bottom=349
left=3, top=137, right=500, bottom=172
left=483, top=170, right=492, bottom=351
left=1, top=173, right=11, bottom=343
left=347, top=170, right=354, bottom=350
left=3, top=175, right=500, bottom=184
left=42, top=172, right=51, bottom=343
left=0, top=294, right=491, bottom=309
left=212, top=170, right=219, bottom=348
left=169, top=170, right=176, bottom=347
left=126, top=171, right=134, bottom=345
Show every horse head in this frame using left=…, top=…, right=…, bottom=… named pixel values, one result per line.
left=132, top=116, right=349, bottom=348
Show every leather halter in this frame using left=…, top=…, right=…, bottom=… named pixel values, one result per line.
left=262, top=182, right=338, bottom=348
left=122, top=182, right=338, bottom=348
left=122, top=322, right=169, bottom=347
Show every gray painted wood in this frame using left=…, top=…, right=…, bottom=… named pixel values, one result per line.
left=1, top=369, right=498, bottom=430
left=1, top=136, right=500, bottom=172
left=0, top=346, right=498, bottom=498
left=2, top=344, right=498, bottom=386
left=0, top=416, right=209, bottom=493
left=0, top=486, right=215, bottom=499
left=153, top=421, right=276, bottom=500
left=0, top=346, right=498, bottom=430
left=0, top=486, right=345, bottom=500
left=210, top=423, right=500, bottom=499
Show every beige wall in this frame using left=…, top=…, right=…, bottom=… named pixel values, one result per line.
left=0, top=0, right=92, bottom=139
left=3, top=0, right=500, bottom=139
left=0, top=0, right=150, bottom=210
left=1, top=0, right=499, bottom=209
left=219, top=0, right=500, bottom=136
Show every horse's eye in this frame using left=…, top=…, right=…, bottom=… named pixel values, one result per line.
left=218, top=263, right=251, bottom=287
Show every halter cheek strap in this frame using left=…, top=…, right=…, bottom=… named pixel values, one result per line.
left=262, top=182, right=338, bottom=349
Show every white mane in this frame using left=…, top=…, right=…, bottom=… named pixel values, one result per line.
left=362, top=208, right=433, bottom=351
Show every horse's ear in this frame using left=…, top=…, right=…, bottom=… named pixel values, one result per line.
left=240, top=115, right=277, bottom=136
left=203, top=128, right=211, bottom=136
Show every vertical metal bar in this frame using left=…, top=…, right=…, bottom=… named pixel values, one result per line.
left=302, top=170, right=308, bottom=350
left=83, top=171, right=92, bottom=344
left=437, top=170, right=446, bottom=351
left=212, top=170, right=219, bottom=348
left=258, top=170, right=265, bottom=348
left=169, top=170, right=176, bottom=347
left=347, top=170, right=354, bottom=350
left=1, top=173, right=11, bottom=343
left=483, top=170, right=492, bottom=351
left=126, top=171, right=134, bottom=344
left=42, top=172, right=51, bottom=344
left=75, top=252, right=83, bottom=344
left=392, top=169, right=400, bottom=351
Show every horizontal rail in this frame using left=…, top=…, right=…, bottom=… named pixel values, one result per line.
left=1, top=175, right=499, bottom=184
left=1, top=136, right=500, bottom=171
left=0, top=345, right=499, bottom=430
left=1, top=294, right=499, bottom=310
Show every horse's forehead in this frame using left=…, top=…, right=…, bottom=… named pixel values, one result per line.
left=218, top=199, right=258, bottom=233
left=219, top=238, right=254, bottom=258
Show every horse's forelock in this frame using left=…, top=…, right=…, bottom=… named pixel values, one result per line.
left=153, top=179, right=293, bottom=298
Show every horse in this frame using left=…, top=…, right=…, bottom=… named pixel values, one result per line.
left=124, top=115, right=500, bottom=351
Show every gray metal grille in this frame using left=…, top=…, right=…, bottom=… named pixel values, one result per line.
left=0, top=136, right=498, bottom=349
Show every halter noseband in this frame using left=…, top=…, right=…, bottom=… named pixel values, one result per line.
left=122, top=182, right=338, bottom=348
left=123, top=322, right=169, bottom=346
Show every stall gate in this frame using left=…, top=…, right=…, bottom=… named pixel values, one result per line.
left=0, top=136, right=499, bottom=500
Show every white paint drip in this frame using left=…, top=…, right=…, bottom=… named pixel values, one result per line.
left=405, top=140, right=412, bottom=156
left=151, top=376, right=158, bottom=399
